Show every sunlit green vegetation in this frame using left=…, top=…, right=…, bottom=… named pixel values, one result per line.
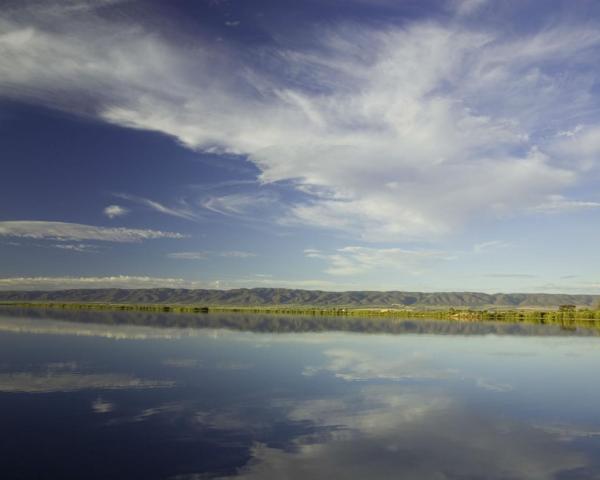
left=2, top=301, right=600, bottom=331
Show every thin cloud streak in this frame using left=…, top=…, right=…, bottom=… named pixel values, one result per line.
left=0, top=221, right=185, bottom=242
left=115, top=193, right=201, bottom=221
left=305, top=246, right=452, bottom=276
left=0, top=275, right=209, bottom=290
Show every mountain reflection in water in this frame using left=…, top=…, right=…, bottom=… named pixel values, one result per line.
left=1, top=309, right=599, bottom=479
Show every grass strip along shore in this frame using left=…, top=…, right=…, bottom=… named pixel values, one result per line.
left=2, top=301, right=600, bottom=331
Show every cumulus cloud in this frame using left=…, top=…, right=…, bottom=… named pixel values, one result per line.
left=305, top=246, right=451, bottom=276
left=103, top=204, right=128, bottom=219
left=0, top=275, right=208, bottom=290
left=0, top=221, right=185, bottom=242
left=1, top=2, right=600, bottom=240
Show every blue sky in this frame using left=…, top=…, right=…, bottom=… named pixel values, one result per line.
left=1, top=0, right=600, bottom=293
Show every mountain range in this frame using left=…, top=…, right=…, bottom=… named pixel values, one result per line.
left=0, top=288, right=597, bottom=308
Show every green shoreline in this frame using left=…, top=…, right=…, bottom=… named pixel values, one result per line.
left=2, top=301, right=600, bottom=326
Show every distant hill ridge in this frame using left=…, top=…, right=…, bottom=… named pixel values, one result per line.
left=0, top=288, right=597, bottom=308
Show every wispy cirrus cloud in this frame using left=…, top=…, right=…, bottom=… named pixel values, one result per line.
left=0, top=221, right=185, bottom=242
left=200, top=192, right=280, bottom=218
left=529, top=195, right=600, bottom=214
left=305, top=246, right=452, bottom=276
left=114, top=193, right=201, bottom=221
left=2, top=2, right=599, bottom=241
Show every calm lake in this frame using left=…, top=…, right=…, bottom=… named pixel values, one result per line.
left=1, top=308, right=600, bottom=479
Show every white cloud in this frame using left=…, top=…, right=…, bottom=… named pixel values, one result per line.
left=0, top=275, right=209, bottom=290
left=473, top=240, right=511, bottom=254
left=0, top=3, right=599, bottom=240
left=103, top=204, right=128, bottom=219
left=51, top=242, right=99, bottom=253
left=304, top=349, right=448, bottom=381
left=115, top=193, right=200, bottom=221
left=305, top=246, right=451, bottom=276
left=529, top=194, right=600, bottom=214
left=0, top=221, right=185, bottom=242
left=220, top=388, right=586, bottom=480
left=549, top=124, right=600, bottom=170
left=452, top=0, right=489, bottom=16
left=201, top=192, right=279, bottom=218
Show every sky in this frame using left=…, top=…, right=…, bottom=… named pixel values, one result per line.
left=1, top=0, right=600, bottom=293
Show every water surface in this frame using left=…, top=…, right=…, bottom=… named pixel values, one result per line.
left=1, top=308, right=600, bottom=479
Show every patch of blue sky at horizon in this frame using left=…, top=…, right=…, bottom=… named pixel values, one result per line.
left=0, top=270, right=597, bottom=294
left=483, top=273, right=537, bottom=279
